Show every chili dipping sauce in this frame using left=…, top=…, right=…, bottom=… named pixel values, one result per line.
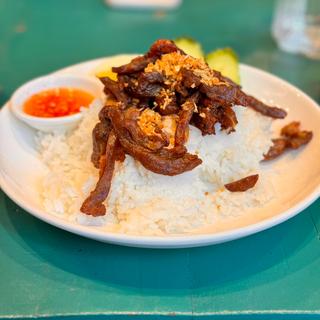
left=23, top=88, right=94, bottom=118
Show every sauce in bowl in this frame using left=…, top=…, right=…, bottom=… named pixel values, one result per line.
left=23, top=88, right=94, bottom=118
left=11, top=73, right=103, bottom=132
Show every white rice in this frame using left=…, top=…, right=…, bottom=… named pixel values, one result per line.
left=37, top=99, right=274, bottom=235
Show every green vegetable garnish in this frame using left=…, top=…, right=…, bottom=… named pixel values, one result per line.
left=206, top=48, right=240, bottom=84
left=174, top=37, right=205, bottom=60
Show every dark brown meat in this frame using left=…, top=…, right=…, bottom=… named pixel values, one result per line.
left=134, top=72, right=164, bottom=97
left=192, top=107, right=217, bottom=135
left=112, top=56, right=154, bottom=75
left=91, top=120, right=112, bottom=168
left=191, top=97, right=237, bottom=135
left=118, top=134, right=202, bottom=176
left=99, top=77, right=129, bottom=106
left=117, top=72, right=164, bottom=99
left=81, top=39, right=291, bottom=216
left=218, top=105, right=238, bottom=132
left=112, top=40, right=181, bottom=76
left=80, top=130, right=118, bottom=216
left=280, top=121, right=313, bottom=148
left=103, top=100, right=201, bottom=175
left=287, top=131, right=313, bottom=149
left=181, top=68, right=202, bottom=88
left=263, top=138, right=287, bottom=160
left=210, top=69, right=287, bottom=119
left=141, top=71, right=165, bottom=84
left=235, top=93, right=287, bottom=119
left=122, top=107, right=169, bottom=151
left=178, top=67, right=286, bottom=121
left=106, top=104, right=169, bottom=151
left=146, top=39, right=183, bottom=58
left=175, top=82, right=189, bottom=98
left=264, top=122, right=313, bottom=160
left=199, top=80, right=238, bottom=106
left=175, top=92, right=199, bottom=146
left=200, top=82, right=287, bottom=119
left=281, top=121, right=300, bottom=136
left=155, top=95, right=180, bottom=115
left=225, top=174, right=259, bottom=192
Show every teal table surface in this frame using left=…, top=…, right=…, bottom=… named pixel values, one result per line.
left=0, top=0, right=320, bottom=319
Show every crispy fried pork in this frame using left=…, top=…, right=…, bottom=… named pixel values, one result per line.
left=264, top=121, right=313, bottom=160
left=225, top=174, right=259, bottom=192
left=81, top=39, right=290, bottom=216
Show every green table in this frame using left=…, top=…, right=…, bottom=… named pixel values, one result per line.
left=0, top=0, right=319, bottom=319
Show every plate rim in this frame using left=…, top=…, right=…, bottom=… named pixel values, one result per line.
left=1, top=57, right=320, bottom=248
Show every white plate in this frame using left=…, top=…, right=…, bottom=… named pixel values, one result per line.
left=1, top=55, right=320, bottom=248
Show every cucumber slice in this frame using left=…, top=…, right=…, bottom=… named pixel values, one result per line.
left=174, top=37, right=205, bottom=60
left=206, top=48, right=240, bottom=84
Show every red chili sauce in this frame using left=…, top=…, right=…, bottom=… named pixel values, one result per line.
left=23, top=88, right=94, bottom=118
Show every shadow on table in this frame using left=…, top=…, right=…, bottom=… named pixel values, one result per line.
left=2, top=195, right=319, bottom=293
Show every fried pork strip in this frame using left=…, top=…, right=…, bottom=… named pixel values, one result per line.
left=81, top=39, right=289, bottom=216
left=225, top=174, right=259, bottom=192
left=175, top=92, right=199, bottom=146
left=81, top=130, right=119, bottom=216
left=264, top=121, right=313, bottom=160
left=106, top=101, right=202, bottom=176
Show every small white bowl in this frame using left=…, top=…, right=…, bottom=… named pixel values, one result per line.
left=10, top=73, right=104, bottom=132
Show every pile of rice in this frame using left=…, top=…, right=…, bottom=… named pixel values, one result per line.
left=38, top=99, right=274, bottom=235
